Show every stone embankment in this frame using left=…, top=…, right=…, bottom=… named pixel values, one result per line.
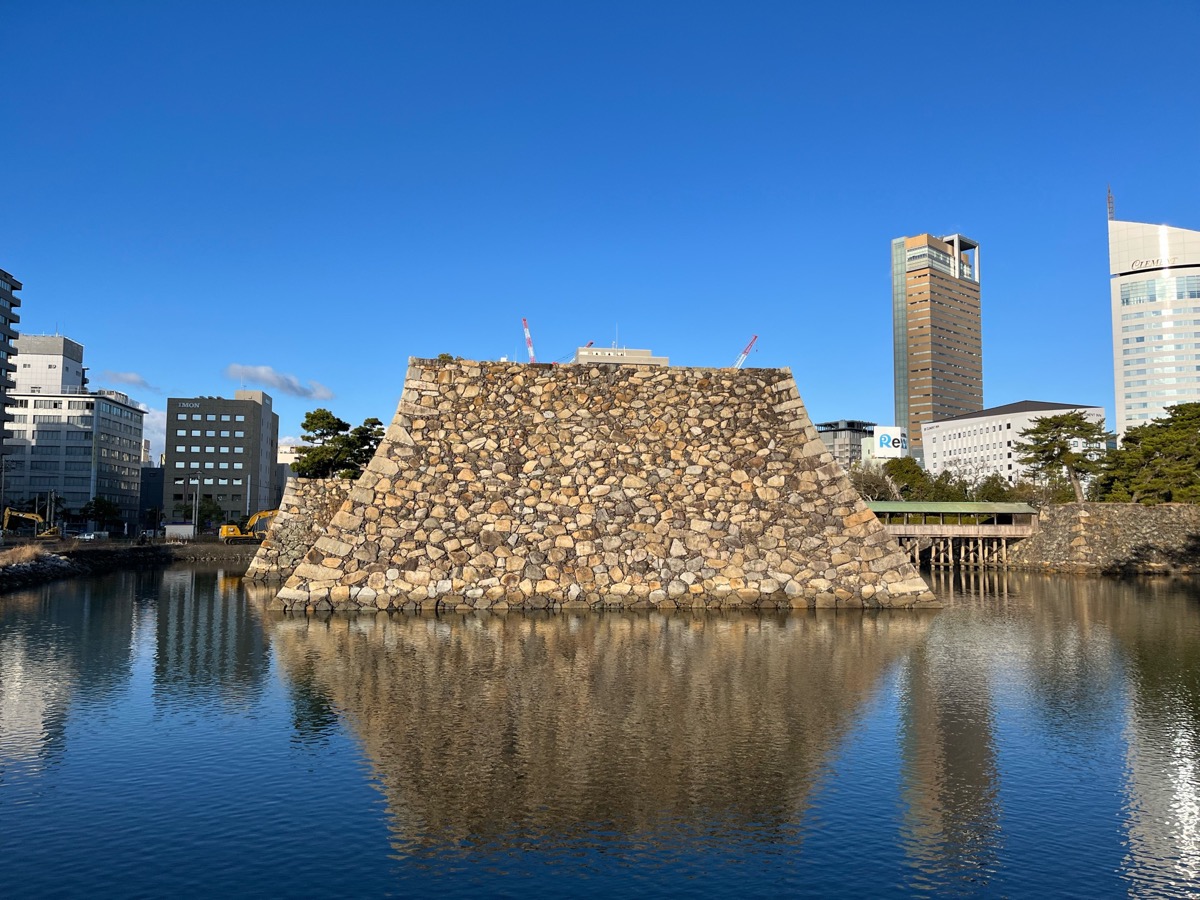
left=245, top=477, right=354, bottom=581
left=273, top=358, right=936, bottom=613
left=0, top=542, right=258, bottom=593
left=1009, top=502, right=1200, bottom=574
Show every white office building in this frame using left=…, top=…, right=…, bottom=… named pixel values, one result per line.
left=6, top=335, right=145, bottom=531
left=1110, top=218, right=1200, bottom=436
left=922, top=401, right=1105, bottom=485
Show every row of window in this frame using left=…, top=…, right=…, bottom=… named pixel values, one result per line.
left=175, top=445, right=244, bottom=454
left=1123, top=332, right=1200, bottom=344
left=1121, top=305, right=1200, bottom=322
left=1120, top=274, right=1200, bottom=306
left=173, top=461, right=245, bottom=470
left=172, top=477, right=245, bottom=486
left=174, top=429, right=246, bottom=438
left=1121, top=318, right=1200, bottom=333
left=177, top=413, right=246, bottom=422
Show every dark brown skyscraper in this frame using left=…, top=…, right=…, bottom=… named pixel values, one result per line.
left=892, top=233, right=982, bottom=461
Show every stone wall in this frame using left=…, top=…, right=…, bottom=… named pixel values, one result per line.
left=244, top=477, right=355, bottom=581
left=273, top=358, right=936, bottom=612
left=1008, top=502, right=1200, bottom=574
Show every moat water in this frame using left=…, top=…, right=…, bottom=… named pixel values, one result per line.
left=1, top=567, right=1198, bottom=898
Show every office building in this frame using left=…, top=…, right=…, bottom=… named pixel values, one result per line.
left=815, top=419, right=875, bottom=471
left=6, top=335, right=145, bottom=531
left=1109, top=217, right=1200, bottom=436
left=572, top=346, right=669, bottom=366
left=922, top=400, right=1105, bottom=485
left=0, top=268, right=20, bottom=468
left=892, top=233, right=983, bottom=463
left=162, top=391, right=279, bottom=527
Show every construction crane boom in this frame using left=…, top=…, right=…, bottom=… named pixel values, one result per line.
left=733, top=335, right=758, bottom=369
left=522, top=318, right=537, bottom=363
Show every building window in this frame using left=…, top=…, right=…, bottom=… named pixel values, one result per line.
left=235, top=415, right=245, bottom=422
left=177, top=413, right=187, bottom=420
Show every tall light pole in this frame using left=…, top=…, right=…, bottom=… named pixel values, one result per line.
left=190, top=470, right=201, bottom=537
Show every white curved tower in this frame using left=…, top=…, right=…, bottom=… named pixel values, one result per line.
left=1109, top=219, right=1200, bottom=436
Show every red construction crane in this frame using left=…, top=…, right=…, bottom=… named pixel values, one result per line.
left=522, top=318, right=537, bottom=364
left=733, top=335, right=758, bottom=369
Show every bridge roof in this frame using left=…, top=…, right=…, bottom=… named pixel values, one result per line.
left=867, top=502, right=1037, bottom=515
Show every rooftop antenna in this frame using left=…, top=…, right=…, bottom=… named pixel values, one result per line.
left=1107, top=185, right=1115, bottom=221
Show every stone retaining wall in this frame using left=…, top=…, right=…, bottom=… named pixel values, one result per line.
left=273, top=358, right=935, bottom=612
left=244, top=477, right=355, bottom=581
left=1009, top=502, right=1200, bottom=574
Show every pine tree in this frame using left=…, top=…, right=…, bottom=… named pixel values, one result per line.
left=1013, top=412, right=1112, bottom=503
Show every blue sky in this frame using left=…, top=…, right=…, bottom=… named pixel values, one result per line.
left=3, top=1, right=1199, bottom=456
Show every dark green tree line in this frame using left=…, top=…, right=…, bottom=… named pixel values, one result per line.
left=1093, top=402, right=1200, bottom=503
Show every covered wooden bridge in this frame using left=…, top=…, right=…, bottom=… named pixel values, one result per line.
left=867, top=502, right=1039, bottom=569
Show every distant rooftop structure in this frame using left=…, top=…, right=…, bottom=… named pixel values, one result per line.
left=572, top=346, right=668, bottom=367
left=814, top=419, right=876, bottom=471
left=929, top=400, right=1096, bottom=424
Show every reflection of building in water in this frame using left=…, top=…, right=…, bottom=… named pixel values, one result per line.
left=897, top=620, right=1001, bottom=889
left=0, top=629, right=74, bottom=771
left=1092, top=578, right=1200, bottom=893
left=255, top=606, right=933, bottom=848
left=156, top=568, right=270, bottom=698
left=0, top=575, right=141, bottom=772
left=944, top=573, right=1200, bottom=894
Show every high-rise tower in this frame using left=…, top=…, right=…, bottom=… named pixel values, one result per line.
left=892, top=233, right=982, bottom=462
left=0, top=268, right=21, bottom=471
left=1109, top=218, right=1200, bottom=436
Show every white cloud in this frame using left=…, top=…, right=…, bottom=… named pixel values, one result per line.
left=102, top=371, right=161, bottom=393
left=278, top=435, right=302, bottom=447
left=140, top=407, right=167, bottom=460
left=224, top=364, right=334, bottom=400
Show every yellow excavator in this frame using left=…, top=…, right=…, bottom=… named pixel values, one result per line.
left=2, top=508, right=62, bottom=540
left=219, top=509, right=278, bottom=544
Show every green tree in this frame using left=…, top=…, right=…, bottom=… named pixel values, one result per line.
left=80, top=496, right=121, bottom=529
left=847, top=463, right=900, bottom=501
left=973, top=472, right=1015, bottom=503
left=1094, top=402, right=1200, bottom=503
left=1013, top=412, right=1112, bottom=503
left=292, top=409, right=385, bottom=479
left=197, top=497, right=226, bottom=532
left=880, top=457, right=969, bottom=502
left=882, top=457, right=930, bottom=500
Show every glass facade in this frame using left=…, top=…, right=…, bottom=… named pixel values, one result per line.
left=1109, top=220, right=1200, bottom=434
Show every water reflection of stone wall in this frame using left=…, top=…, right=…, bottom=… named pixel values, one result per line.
left=254, top=599, right=933, bottom=845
